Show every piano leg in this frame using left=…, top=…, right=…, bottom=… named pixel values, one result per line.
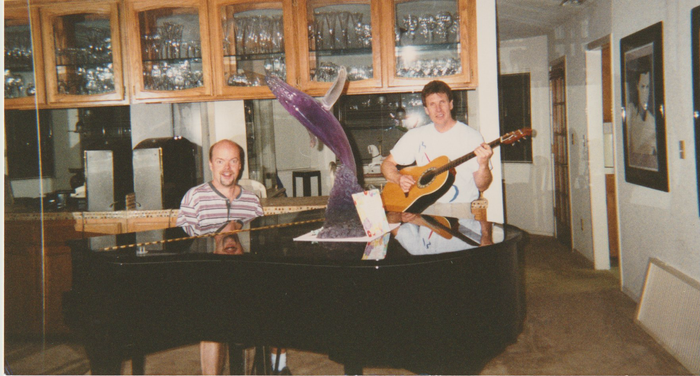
left=229, top=344, right=246, bottom=375
left=343, top=363, right=363, bottom=375
left=86, top=352, right=123, bottom=375
left=131, top=354, right=145, bottom=375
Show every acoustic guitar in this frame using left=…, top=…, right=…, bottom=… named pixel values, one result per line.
left=381, top=128, right=534, bottom=213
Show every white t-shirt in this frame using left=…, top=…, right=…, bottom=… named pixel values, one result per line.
left=395, top=218, right=484, bottom=255
left=389, top=121, right=486, bottom=204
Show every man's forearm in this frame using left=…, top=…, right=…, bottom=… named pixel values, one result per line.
left=473, top=166, right=493, bottom=192
left=381, top=158, right=402, bottom=185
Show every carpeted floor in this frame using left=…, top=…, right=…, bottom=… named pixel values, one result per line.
left=3, top=235, right=691, bottom=375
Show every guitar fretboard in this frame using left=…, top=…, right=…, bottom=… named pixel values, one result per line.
left=432, top=137, right=504, bottom=176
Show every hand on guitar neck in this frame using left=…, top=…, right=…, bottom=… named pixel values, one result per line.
left=380, top=128, right=534, bottom=213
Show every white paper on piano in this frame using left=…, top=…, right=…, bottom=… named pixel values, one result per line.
left=352, top=189, right=391, bottom=237
left=294, top=223, right=400, bottom=242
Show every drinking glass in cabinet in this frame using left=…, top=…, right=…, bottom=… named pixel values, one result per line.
left=52, top=14, right=115, bottom=95
left=394, top=0, right=462, bottom=79
left=4, top=26, right=35, bottom=99
left=306, top=3, right=373, bottom=83
left=139, top=8, right=204, bottom=91
left=221, top=6, right=286, bottom=87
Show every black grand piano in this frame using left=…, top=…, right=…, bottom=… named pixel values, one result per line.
left=64, top=209, right=526, bottom=375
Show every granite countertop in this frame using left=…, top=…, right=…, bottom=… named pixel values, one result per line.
left=5, top=196, right=329, bottom=221
left=260, top=195, right=328, bottom=214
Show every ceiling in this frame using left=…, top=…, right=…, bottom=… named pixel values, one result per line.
left=496, top=0, right=595, bottom=41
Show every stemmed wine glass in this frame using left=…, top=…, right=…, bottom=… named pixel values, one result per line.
left=417, top=15, right=435, bottom=45
left=402, top=14, right=418, bottom=44
left=272, top=16, right=284, bottom=53
left=326, top=13, right=336, bottom=50
left=435, top=12, right=453, bottom=43
left=234, top=16, right=249, bottom=55
left=245, top=16, right=261, bottom=54
left=349, top=12, right=363, bottom=48
left=338, top=12, right=351, bottom=50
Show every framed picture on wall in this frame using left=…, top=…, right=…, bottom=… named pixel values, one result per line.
left=620, top=22, right=668, bottom=192
left=692, top=6, right=700, bottom=215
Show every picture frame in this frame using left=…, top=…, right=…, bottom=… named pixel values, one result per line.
left=620, top=22, right=668, bottom=191
left=692, top=6, right=700, bottom=214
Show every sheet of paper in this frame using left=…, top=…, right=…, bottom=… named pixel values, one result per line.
left=352, top=189, right=390, bottom=237
left=293, top=223, right=400, bottom=242
left=362, top=233, right=391, bottom=260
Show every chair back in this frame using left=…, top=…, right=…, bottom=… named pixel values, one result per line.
left=239, top=179, right=267, bottom=198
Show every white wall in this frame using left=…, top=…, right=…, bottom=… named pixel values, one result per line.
left=475, top=0, right=505, bottom=223
left=272, top=99, right=335, bottom=197
left=52, top=109, right=82, bottom=191
left=544, top=0, right=700, bottom=300
left=208, top=100, right=247, bottom=183
left=611, top=0, right=700, bottom=299
left=499, top=35, right=554, bottom=236
left=130, top=103, right=174, bottom=148
left=548, top=0, right=613, bottom=266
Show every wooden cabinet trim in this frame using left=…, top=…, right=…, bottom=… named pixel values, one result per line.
left=37, top=0, right=127, bottom=105
left=6, top=0, right=478, bottom=108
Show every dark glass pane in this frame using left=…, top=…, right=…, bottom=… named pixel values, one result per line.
left=5, top=110, right=54, bottom=178
left=499, top=73, right=532, bottom=162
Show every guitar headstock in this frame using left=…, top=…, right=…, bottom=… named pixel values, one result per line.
left=501, top=128, right=535, bottom=145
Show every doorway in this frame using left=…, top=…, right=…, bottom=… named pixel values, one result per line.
left=549, top=59, right=572, bottom=247
left=586, top=38, right=619, bottom=272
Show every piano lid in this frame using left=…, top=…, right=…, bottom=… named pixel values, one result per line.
left=70, top=209, right=520, bottom=266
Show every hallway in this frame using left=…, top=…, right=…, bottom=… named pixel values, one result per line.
left=4, top=235, right=691, bottom=375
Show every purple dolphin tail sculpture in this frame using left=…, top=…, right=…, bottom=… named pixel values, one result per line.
left=266, top=69, right=366, bottom=238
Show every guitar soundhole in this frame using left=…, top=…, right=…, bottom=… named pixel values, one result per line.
left=418, top=169, right=436, bottom=188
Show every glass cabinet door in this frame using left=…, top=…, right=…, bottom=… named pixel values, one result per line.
left=38, top=1, right=125, bottom=105
left=4, top=3, right=44, bottom=109
left=126, top=0, right=213, bottom=102
left=385, top=0, right=476, bottom=89
left=211, top=0, right=296, bottom=99
left=296, top=0, right=382, bottom=96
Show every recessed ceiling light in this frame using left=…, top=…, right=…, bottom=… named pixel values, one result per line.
left=560, top=0, right=585, bottom=6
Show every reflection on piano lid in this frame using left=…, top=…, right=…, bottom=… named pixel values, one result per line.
left=76, top=209, right=514, bottom=263
left=394, top=215, right=505, bottom=256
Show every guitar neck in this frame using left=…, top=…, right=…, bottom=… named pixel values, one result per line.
left=435, top=137, right=503, bottom=175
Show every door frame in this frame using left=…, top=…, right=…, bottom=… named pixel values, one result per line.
left=549, top=58, right=572, bottom=246
left=585, top=43, right=611, bottom=270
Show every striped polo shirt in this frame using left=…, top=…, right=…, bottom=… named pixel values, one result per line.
left=176, top=182, right=264, bottom=236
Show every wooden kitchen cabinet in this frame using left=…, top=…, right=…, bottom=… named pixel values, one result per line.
left=80, top=217, right=127, bottom=234
left=124, top=0, right=215, bottom=103
left=295, top=0, right=383, bottom=96
left=383, top=0, right=477, bottom=90
left=4, top=219, right=81, bottom=335
left=35, top=0, right=127, bottom=106
left=209, top=0, right=299, bottom=99
left=4, top=1, right=46, bottom=109
left=4, top=213, right=173, bottom=336
left=126, top=214, right=174, bottom=232
left=4, top=221, right=42, bottom=334
left=295, top=0, right=476, bottom=97
left=5, top=0, right=477, bottom=108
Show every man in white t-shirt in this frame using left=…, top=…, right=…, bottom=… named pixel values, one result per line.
left=381, top=80, right=493, bottom=211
